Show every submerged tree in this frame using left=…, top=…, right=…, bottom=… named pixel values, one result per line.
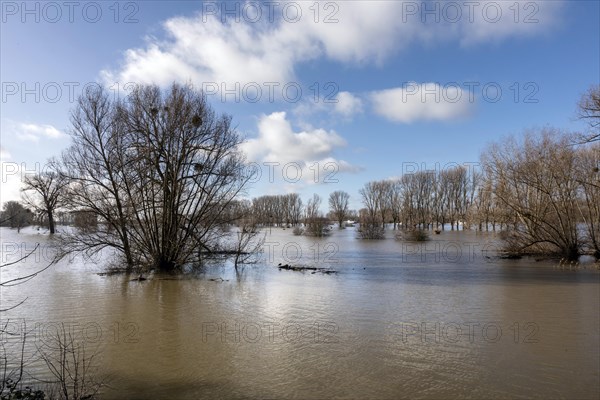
left=60, top=85, right=137, bottom=270
left=228, top=200, right=265, bottom=271
left=59, top=83, right=252, bottom=272
left=304, top=194, right=328, bottom=236
left=0, top=201, right=33, bottom=232
left=575, top=144, right=600, bottom=258
left=328, top=190, right=350, bottom=228
left=22, top=162, right=68, bottom=234
left=358, top=182, right=385, bottom=239
left=481, top=128, right=582, bottom=260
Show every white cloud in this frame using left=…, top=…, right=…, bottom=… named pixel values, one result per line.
left=456, top=1, right=564, bottom=46
left=334, top=92, right=363, bottom=117
left=291, top=98, right=328, bottom=120
left=240, top=112, right=358, bottom=183
left=102, top=11, right=312, bottom=89
left=11, top=122, right=65, bottom=143
left=370, top=82, right=473, bottom=123
left=296, top=1, right=423, bottom=65
left=101, top=1, right=563, bottom=95
left=291, top=90, right=363, bottom=122
left=242, top=112, right=345, bottom=163
left=102, top=2, right=410, bottom=88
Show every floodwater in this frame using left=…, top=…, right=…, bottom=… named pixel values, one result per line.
left=1, top=226, right=599, bottom=399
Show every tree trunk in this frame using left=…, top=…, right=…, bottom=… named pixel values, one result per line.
left=48, top=211, right=55, bottom=234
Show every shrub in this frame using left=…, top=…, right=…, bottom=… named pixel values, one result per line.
left=398, top=228, right=430, bottom=242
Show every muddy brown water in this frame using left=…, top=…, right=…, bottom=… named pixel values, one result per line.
left=1, top=227, right=598, bottom=399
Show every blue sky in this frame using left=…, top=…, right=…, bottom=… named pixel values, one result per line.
left=1, top=0, right=599, bottom=210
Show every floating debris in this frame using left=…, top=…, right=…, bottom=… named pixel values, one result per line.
left=276, top=263, right=337, bottom=274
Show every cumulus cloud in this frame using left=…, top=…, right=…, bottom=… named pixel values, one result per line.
left=456, top=1, right=564, bottom=46
left=240, top=112, right=359, bottom=183
left=291, top=90, right=363, bottom=121
left=101, top=1, right=563, bottom=94
left=102, top=2, right=418, bottom=87
left=296, top=1, right=423, bottom=65
left=334, top=92, right=363, bottom=117
left=294, top=83, right=471, bottom=124
left=13, top=122, right=65, bottom=142
left=370, top=82, right=473, bottom=123
left=101, top=10, right=313, bottom=89
left=242, top=112, right=345, bottom=162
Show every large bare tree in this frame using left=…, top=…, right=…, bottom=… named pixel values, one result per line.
left=60, top=85, right=136, bottom=269
left=481, top=128, right=582, bottom=260
left=59, top=83, right=251, bottom=272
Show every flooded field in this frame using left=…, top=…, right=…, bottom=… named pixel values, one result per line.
left=1, top=226, right=599, bottom=399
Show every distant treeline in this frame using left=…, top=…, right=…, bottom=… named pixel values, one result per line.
left=354, top=129, right=599, bottom=261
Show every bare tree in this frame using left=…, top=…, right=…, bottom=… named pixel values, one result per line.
left=38, top=323, right=105, bottom=400
left=431, top=172, right=444, bottom=230
left=251, top=195, right=283, bottom=227
left=388, top=180, right=403, bottom=230
left=328, top=190, right=350, bottom=228
left=59, top=85, right=136, bottom=270
left=120, top=83, right=251, bottom=270
left=575, top=144, right=600, bottom=258
left=358, top=182, right=385, bottom=239
left=59, top=83, right=252, bottom=272
left=305, top=194, right=328, bottom=236
left=286, top=193, right=303, bottom=226
left=228, top=200, right=265, bottom=271
left=403, top=172, right=435, bottom=229
left=482, top=128, right=582, bottom=260
left=577, top=85, right=600, bottom=143
left=2, top=319, right=105, bottom=399
left=468, top=168, right=482, bottom=229
left=0, top=201, right=33, bottom=233
left=1, top=247, right=60, bottom=398
left=453, top=167, right=470, bottom=230
left=473, top=169, right=494, bottom=231
left=376, top=180, right=392, bottom=228
left=359, top=182, right=379, bottom=224
left=22, top=163, right=68, bottom=234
